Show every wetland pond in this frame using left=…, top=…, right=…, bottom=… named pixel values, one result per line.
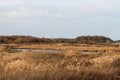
left=15, top=48, right=63, bottom=53
left=15, top=48, right=99, bottom=54
left=81, top=51, right=100, bottom=54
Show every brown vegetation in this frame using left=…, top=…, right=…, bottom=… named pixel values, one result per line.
left=0, top=49, right=120, bottom=80
left=76, top=36, right=113, bottom=44
left=16, top=43, right=120, bottom=53
left=0, top=35, right=113, bottom=44
left=0, top=36, right=52, bottom=44
left=0, top=38, right=119, bottom=80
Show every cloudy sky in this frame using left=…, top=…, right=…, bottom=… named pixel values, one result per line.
left=0, top=0, right=120, bottom=40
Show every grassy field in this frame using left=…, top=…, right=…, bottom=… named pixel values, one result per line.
left=0, top=44, right=120, bottom=80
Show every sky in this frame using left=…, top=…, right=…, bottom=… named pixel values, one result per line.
left=0, top=0, right=120, bottom=40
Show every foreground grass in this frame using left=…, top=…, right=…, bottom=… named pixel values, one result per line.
left=0, top=50, right=120, bottom=80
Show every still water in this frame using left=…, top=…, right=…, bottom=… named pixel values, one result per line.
left=16, top=48, right=63, bottom=53
left=15, top=48, right=99, bottom=54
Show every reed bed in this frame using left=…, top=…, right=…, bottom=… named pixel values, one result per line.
left=0, top=49, right=120, bottom=80
left=16, top=44, right=120, bottom=53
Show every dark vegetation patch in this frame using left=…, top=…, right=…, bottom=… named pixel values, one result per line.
left=0, top=35, right=113, bottom=44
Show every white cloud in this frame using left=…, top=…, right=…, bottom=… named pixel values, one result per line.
left=107, top=4, right=117, bottom=12
left=79, top=4, right=100, bottom=14
left=0, top=6, right=64, bottom=20
left=8, top=9, right=48, bottom=18
left=0, top=0, right=119, bottom=20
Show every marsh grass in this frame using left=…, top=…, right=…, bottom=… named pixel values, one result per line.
left=16, top=44, right=120, bottom=53
left=0, top=50, right=120, bottom=80
left=0, top=44, right=120, bottom=80
left=112, top=58, right=120, bottom=68
left=0, top=46, right=18, bottom=53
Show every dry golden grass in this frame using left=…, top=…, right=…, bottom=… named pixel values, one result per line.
left=0, top=50, right=120, bottom=80
left=0, top=44, right=120, bottom=80
left=15, top=43, right=120, bottom=52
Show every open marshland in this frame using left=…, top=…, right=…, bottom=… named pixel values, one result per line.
left=1, top=0, right=120, bottom=79
left=0, top=43, right=120, bottom=80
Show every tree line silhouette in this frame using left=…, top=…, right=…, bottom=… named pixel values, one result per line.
left=0, top=35, right=113, bottom=44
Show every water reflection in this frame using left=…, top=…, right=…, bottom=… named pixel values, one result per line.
left=16, top=48, right=63, bottom=53
left=81, top=51, right=99, bottom=54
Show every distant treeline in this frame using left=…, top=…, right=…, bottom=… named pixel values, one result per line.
left=0, top=35, right=113, bottom=44
left=76, top=36, right=113, bottom=44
